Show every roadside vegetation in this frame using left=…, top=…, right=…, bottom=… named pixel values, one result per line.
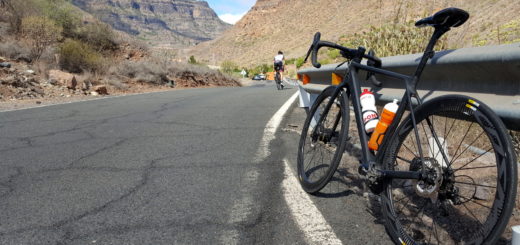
left=0, top=0, right=239, bottom=102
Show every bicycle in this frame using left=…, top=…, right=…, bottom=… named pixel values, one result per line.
left=274, top=65, right=284, bottom=90
left=297, top=8, right=517, bottom=245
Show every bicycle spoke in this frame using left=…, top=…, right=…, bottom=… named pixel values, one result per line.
left=453, top=181, right=496, bottom=189
left=461, top=202, right=484, bottom=226
left=402, top=143, right=418, bottom=158
left=453, top=146, right=494, bottom=172
left=448, top=122, right=474, bottom=168
left=459, top=196, right=493, bottom=209
left=397, top=155, right=413, bottom=164
left=456, top=165, right=496, bottom=171
left=450, top=129, right=486, bottom=165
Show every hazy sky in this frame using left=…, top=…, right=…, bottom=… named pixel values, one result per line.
left=206, top=0, right=256, bottom=24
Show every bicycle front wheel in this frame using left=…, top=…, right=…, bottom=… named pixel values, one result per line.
left=297, top=86, right=349, bottom=193
left=381, top=95, right=517, bottom=245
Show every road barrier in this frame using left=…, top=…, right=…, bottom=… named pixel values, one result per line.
left=296, top=43, right=520, bottom=130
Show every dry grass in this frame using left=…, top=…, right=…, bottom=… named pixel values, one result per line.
left=0, top=37, right=32, bottom=60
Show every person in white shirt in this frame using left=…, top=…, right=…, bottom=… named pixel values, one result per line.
left=273, top=51, right=285, bottom=88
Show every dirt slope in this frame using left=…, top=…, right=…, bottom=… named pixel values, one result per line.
left=189, top=0, right=520, bottom=66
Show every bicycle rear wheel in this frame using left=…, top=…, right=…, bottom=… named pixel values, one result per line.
left=275, top=72, right=282, bottom=90
left=381, top=95, right=517, bottom=245
left=297, top=86, right=349, bottom=193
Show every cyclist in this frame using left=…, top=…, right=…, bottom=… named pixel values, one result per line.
left=273, top=51, right=285, bottom=89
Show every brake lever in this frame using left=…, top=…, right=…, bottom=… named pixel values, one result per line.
left=304, top=32, right=321, bottom=63
left=366, top=49, right=382, bottom=87
left=304, top=45, right=313, bottom=63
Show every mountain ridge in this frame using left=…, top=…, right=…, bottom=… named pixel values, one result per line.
left=189, top=0, right=520, bottom=67
left=71, top=0, right=231, bottom=48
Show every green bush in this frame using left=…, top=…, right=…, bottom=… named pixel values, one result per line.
left=285, top=58, right=296, bottom=65
left=21, top=15, right=62, bottom=60
left=295, top=57, right=305, bottom=68
left=188, top=55, right=197, bottom=64
left=340, top=21, right=448, bottom=57
left=221, top=60, right=238, bottom=74
left=77, top=22, right=117, bottom=51
left=59, top=39, right=105, bottom=73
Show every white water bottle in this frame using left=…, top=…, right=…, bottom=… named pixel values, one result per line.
left=360, top=89, right=379, bottom=133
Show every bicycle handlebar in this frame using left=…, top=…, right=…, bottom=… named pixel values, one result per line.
left=304, top=32, right=383, bottom=86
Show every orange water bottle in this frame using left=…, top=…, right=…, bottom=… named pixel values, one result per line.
left=368, top=99, right=399, bottom=151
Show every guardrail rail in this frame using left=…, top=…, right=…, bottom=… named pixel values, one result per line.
left=296, top=43, right=520, bottom=130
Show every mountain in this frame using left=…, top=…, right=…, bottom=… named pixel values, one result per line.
left=189, top=0, right=520, bottom=67
left=71, top=0, right=231, bottom=48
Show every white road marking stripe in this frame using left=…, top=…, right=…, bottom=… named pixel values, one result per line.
left=255, top=92, right=299, bottom=161
left=282, top=159, right=343, bottom=245
left=221, top=92, right=299, bottom=244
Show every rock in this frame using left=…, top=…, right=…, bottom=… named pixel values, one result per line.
left=81, top=81, right=92, bottom=91
left=67, top=76, right=78, bottom=90
left=474, top=184, right=491, bottom=200
left=48, top=79, right=58, bottom=85
left=25, top=70, right=35, bottom=75
left=36, top=101, right=42, bottom=104
left=15, top=54, right=32, bottom=63
left=0, top=56, right=5, bottom=62
left=48, top=70, right=75, bottom=87
left=0, top=62, right=11, bottom=68
left=90, top=91, right=99, bottom=96
left=31, top=87, right=45, bottom=95
left=92, top=85, right=108, bottom=95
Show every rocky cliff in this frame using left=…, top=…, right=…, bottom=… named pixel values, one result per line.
left=71, top=0, right=231, bottom=48
left=189, top=0, right=520, bottom=67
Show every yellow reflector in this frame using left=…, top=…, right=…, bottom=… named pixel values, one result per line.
left=302, top=74, right=311, bottom=85
left=332, top=73, right=342, bottom=85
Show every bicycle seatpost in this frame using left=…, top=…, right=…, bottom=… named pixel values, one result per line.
left=412, top=26, right=450, bottom=86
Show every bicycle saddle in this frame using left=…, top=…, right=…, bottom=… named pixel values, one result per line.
left=415, top=8, right=469, bottom=28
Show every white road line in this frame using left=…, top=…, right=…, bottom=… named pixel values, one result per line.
left=282, top=158, right=343, bottom=245
left=221, top=92, right=299, bottom=244
left=254, top=92, right=299, bottom=161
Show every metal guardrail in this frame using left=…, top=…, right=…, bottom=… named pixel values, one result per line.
left=296, top=43, right=520, bottom=130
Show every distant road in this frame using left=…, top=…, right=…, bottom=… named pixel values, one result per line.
left=0, top=82, right=390, bottom=244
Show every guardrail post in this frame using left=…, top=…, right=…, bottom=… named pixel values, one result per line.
left=513, top=226, right=520, bottom=245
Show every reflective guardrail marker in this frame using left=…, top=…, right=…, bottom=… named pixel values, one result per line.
left=298, top=74, right=311, bottom=85
left=332, top=73, right=342, bottom=85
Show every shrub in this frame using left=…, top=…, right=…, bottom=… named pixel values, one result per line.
left=295, top=57, right=305, bottom=68
left=45, top=4, right=81, bottom=39
left=59, top=39, right=105, bottom=73
left=21, top=15, right=62, bottom=60
left=340, top=21, right=448, bottom=57
left=0, top=38, right=32, bottom=59
left=188, top=55, right=197, bottom=64
left=2, top=0, right=38, bottom=34
left=77, top=22, right=117, bottom=51
left=220, top=60, right=238, bottom=74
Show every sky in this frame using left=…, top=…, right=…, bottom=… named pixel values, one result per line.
left=206, top=0, right=256, bottom=25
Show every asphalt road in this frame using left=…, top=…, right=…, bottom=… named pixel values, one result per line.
left=0, top=81, right=390, bottom=244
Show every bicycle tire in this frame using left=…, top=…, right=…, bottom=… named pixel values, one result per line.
left=381, top=95, right=517, bottom=245
left=297, top=86, right=350, bottom=193
left=275, top=72, right=281, bottom=90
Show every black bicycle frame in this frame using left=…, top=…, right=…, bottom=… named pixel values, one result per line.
left=313, top=26, right=452, bottom=181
